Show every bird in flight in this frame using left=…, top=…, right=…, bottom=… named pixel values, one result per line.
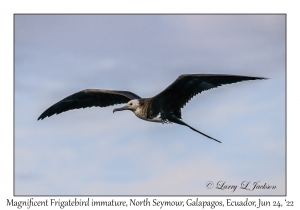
left=38, top=74, right=266, bottom=143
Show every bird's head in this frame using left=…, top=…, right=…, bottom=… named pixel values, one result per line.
left=113, top=99, right=140, bottom=113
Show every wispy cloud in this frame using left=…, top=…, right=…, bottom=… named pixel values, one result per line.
left=15, top=14, right=285, bottom=195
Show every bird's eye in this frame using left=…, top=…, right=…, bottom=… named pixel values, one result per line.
left=130, top=103, right=132, bottom=106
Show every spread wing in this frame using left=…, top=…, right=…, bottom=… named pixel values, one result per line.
left=150, top=74, right=267, bottom=118
left=37, top=89, right=141, bottom=120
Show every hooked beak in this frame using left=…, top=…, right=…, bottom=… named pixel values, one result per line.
left=113, top=105, right=130, bottom=113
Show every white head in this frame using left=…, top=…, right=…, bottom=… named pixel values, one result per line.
left=113, top=99, right=140, bottom=113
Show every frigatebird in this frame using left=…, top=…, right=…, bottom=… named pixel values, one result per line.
left=38, top=74, right=266, bottom=143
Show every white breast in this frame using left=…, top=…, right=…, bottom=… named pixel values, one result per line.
left=148, top=113, right=163, bottom=123
left=133, top=109, right=162, bottom=123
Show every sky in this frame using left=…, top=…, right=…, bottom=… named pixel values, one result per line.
left=14, top=14, right=285, bottom=196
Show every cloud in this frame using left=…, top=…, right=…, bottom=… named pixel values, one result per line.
left=15, top=14, right=285, bottom=195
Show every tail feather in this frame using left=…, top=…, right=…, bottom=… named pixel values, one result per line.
left=167, top=115, right=221, bottom=143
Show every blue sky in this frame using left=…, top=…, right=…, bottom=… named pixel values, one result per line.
left=14, top=14, right=285, bottom=195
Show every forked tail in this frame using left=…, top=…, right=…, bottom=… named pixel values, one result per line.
left=167, top=115, right=221, bottom=143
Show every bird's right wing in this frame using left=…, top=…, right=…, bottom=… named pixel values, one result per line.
left=150, top=74, right=266, bottom=118
left=37, top=89, right=141, bottom=120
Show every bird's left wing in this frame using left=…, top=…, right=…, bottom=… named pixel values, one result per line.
left=150, top=74, right=266, bottom=118
left=37, top=89, right=141, bottom=120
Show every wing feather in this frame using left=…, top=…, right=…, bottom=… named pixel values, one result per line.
left=37, top=89, right=141, bottom=120
left=150, top=74, right=267, bottom=118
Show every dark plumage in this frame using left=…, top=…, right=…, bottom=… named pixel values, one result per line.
left=37, top=89, right=140, bottom=120
left=38, top=74, right=267, bottom=143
